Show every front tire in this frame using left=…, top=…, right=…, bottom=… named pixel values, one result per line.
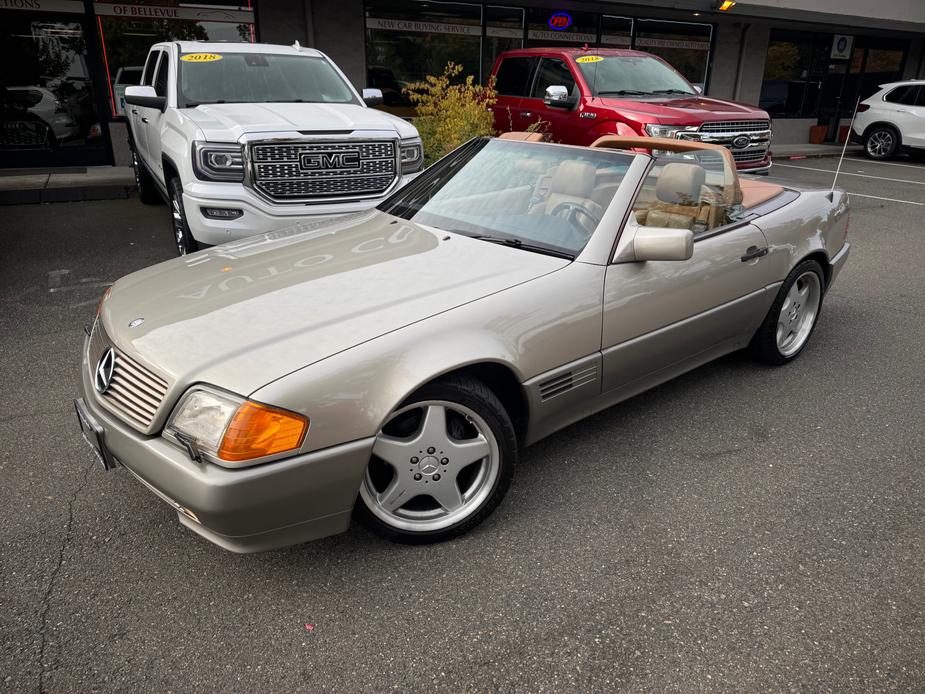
left=355, top=376, right=516, bottom=544
left=167, top=177, right=199, bottom=256
left=132, top=148, right=161, bottom=205
left=749, top=259, right=825, bottom=365
left=864, top=125, right=899, bottom=160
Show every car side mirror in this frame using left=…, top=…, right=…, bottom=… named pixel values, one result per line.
left=543, top=85, right=574, bottom=109
left=124, top=85, right=166, bottom=112
left=633, top=225, right=694, bottom=262
left=362, top=88, right=384, bottom=107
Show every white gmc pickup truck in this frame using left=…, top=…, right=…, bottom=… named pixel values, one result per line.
left=124, top=41, right=423, bottom=255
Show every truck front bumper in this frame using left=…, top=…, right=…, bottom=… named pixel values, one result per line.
left=182, top=173, right=420, bottom=246
left=77, top=342, right=374, bottom=553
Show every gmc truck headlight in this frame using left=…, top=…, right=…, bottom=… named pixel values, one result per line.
left=192, top=142, right=245, bottom=182
left=166, top=387, right=308, bottom=465
left=644, top=124, right=699, bottom=139
left=400, top=139, right=424, bottom=174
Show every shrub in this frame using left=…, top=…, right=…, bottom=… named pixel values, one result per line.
left=403, top=63, right=497, bottom=165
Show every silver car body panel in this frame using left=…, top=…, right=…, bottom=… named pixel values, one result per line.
left=80, top=144, right=852, bottom=552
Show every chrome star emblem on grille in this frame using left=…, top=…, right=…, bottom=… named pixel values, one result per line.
left=95, top=347, right=115, bottom=394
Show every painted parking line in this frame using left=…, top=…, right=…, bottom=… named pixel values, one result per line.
left=774, top=162, right=925, bottom=187
left=843, top=156, right=925, bottom=171
left=844, top=192, right=924, bottom=206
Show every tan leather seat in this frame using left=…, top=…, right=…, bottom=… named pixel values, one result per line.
left=636, top=162, right=706, bottom=230
left=532, top=160, right=604, bottom=220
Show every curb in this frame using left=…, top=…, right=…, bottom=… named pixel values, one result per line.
left=0, top=184, right=135, bottom=206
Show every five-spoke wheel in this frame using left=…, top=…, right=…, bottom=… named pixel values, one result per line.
left=356, top=377, right=515, bottom=544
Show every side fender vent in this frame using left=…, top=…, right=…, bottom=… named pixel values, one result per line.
left=538, top=365, right=597, bottom=401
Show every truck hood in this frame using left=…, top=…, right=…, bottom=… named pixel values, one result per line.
left=182, top=102, right=418, bottom=141
left=598, top=95, right=768, bottom=125
left=100, top=211, right=566, bottom=397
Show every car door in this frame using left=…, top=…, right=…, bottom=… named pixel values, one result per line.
left=491, top=56, right=537, bottom=133
left=522, top=56, right=581, bottom=142
left=130, top=50, right=160, bottom=165
left=600, top=157, right=780, bottom=393
left=140, top=49, right=170, bottom=180
left=880, top=85, right=923, bottom=146
left=903, top=85, right=925, bottom=147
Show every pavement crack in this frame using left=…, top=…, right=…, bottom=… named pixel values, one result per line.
left=35, top=459, right=94, bottom=694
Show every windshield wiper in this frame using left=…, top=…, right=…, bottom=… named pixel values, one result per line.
left=596, top=89, right=650, bottom=96
left=650, top=89, right=695, bottom=95
left=469, top=234, right=574, bottom=260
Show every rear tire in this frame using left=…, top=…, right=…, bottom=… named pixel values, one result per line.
left=864, top=125, right=899, bottom=160
left=167, top=177, right=199, bottom=256
left=355, top=376, right=516, bottom=544
left=132, top=148, right=161, bottom=205
left=749, top=259, right=825, bottom=365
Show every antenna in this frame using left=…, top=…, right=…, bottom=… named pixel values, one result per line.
left=832, top=97, right=860, bottom=192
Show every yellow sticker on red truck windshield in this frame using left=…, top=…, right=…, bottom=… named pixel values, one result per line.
left=181, top=53, right=223, bottom=63
left=576, top=56, right=603, bottom=63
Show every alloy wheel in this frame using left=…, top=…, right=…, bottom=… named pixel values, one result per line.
left=360, top=401, right=500, bottom=533
left=170, top=195, right=187, bottom=256
left=866, top=130, right=894, bottom=158
left=776, top=271, right=822, bottom=357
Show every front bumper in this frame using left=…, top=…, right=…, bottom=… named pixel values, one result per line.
left=78, top=344, right=374, bottom=552
left=182, top=173, right=420, bottom=246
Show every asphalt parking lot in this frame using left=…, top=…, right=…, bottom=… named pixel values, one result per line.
left=1, top=155, right=923, bottom=693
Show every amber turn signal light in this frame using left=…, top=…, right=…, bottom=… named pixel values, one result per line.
left=218, top=401, right=308, bottom=462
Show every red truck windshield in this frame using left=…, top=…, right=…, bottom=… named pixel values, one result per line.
left=576, top=55, right=695, bottom=97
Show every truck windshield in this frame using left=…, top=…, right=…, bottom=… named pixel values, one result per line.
left=178, top=53, right=358, bottom=107
left=576, top=55, right=695, bottom=97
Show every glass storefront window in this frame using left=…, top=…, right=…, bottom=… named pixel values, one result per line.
left=94, top=0, right=256, bottom=119
left=365, top=0, right=482, bottom=86
left=526, top=8, right=597, bottom=47
left=760, top=31, right=823, bottom=118
left=634, top=19, right=711, bottom=88
left=601, top=15, right=632, bottom=49
left=485, top=5, right=524, bottom=73
left=0, top=17, right=107, bottom=166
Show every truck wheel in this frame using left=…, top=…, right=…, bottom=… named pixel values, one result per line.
left=167, top=177, right=200, bottom=256
left=132, top=149, right=161, bottom=205
left=864, top=125, right=899, bottom=160
left=356, top=376, right=516, bottom=544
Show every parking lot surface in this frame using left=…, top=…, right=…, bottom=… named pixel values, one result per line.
left=1, top=157, right=923, bottom=692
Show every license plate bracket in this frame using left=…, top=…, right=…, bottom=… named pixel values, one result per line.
left=74, top=398, right=116, bottom=471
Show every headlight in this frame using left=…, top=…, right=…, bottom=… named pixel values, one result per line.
left=166, top=387, right=308, bottom=464
left=192, top=142, right=245, bottom=182
left=644, top=124, right=699, bottom=139
left=400, top=138, right=424, bottom=174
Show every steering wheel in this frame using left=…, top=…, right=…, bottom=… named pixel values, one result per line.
left=549, top=200, right=601, bottom=237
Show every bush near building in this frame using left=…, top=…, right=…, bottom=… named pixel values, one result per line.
left=403, top=62, right=497, bottom=165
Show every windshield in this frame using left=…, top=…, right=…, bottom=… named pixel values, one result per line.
left=178, top=53, right=358, bottom=107
left=379, top=138, right=634, bottom=258
left=576, top=55, right=695, bottom=97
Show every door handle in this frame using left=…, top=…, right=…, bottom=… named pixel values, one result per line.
left=522, top=111, right=533, bottom=119
left=131, top=109, right=138, bottom=115
left=141, top=117, right=149, bottom=123
left=741, top=245, right=768, bottom=262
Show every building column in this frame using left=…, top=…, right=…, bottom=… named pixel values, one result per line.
left=308, top=0, right=367, bottom=89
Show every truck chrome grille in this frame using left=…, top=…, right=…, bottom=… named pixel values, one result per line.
left=87, top=320, right=169, bottom=432
left=249, top=140, right=398, bottom=202
left=683, top=120, right=772, bottom=167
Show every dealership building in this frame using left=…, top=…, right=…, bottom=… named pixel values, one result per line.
left=2, top=0, right=924, bottom=169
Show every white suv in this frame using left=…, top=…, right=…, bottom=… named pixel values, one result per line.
left=853, top=80, right=925, bottom=161
left=124, top=41, right=423, bottom=255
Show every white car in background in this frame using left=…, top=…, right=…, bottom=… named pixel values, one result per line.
left=8, top=86, right=80, bottom=144
left=853, top=80, right=925, bottom=160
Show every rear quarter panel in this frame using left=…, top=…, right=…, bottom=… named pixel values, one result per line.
left=752, top=188, right=850, bottom=285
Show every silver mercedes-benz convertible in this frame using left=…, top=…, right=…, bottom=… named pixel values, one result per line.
left=75, top=134, right=850, bottom=551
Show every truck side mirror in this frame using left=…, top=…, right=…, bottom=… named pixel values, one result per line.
left=693, top=85, right=704, bottom=94
left=124, top=85, right=166, bottom=112
left=543, top=85, right=574, bottom=109
left=362, top=88, right=384, bottom=107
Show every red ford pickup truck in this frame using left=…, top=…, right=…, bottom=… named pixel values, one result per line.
left=490, top=47, right=772, bottom=173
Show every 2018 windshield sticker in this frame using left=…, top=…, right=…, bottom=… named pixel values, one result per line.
left=181, top=53, right=223, bottom=62
left=576, top=56, right=603, bottom=64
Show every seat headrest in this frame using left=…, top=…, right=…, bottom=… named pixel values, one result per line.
left=551, top=160, right=596, bottom=197
left=656, top=163, right=706, bottom=206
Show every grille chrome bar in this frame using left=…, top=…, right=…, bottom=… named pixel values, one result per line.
left=87, top=320, right=170, bottom=432
left=700, top=120, right=771, bottom=133
left=677, top=120, right=772, bottom=167
left=248, top=139, right=398, bottom=203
